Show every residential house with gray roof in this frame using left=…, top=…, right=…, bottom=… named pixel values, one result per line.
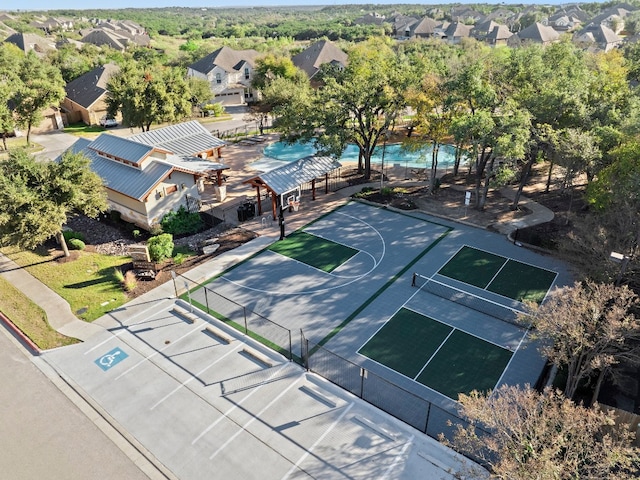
left=486, top=25, right=513, bottom=46
left=574, top=24, right=623, bottom=51
left=62, top=63, right=119, bottom=126
left=510, top=22, right=561, bottom=45
left=62, top=122, right=228, bottom=229
left=442, top=22, right=473, bottom=44
left=187, top=46, right=260, bottom=106
left=3, top=32, right=55, bottom=56
left=408, top=17, right=439, bottom=39
left=292, top=40, right=348, bottom=83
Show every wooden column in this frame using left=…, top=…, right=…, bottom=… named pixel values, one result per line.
left=312, top=179, right=316, bottom=200
left=255, top=186, right=262, bottom=215
left=271, top=192, right=277, bottom=220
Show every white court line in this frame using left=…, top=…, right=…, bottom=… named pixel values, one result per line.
left=484, top=258, right=510, bottom=291
left=281, top=402, right=355, bottom=480
left=209, top=372, right=303, bottom=460
left=115, top=324, right=202, bottom=380
left=192, top=363, right=294, bottom=445
left=150, top=344, right=242, bottom=411
left=84, top=298, right=174, bottom=355
left=491, top=327, right=532, bottom=395
left=414, top=329, right=455, bottom=381
left=380, top=435, right=414, bottom=480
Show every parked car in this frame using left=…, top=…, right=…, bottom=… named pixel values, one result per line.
left=99, top=116, right=118, bottom=128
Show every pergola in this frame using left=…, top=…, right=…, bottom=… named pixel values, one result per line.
left=244, top=156, right=342, bottom=219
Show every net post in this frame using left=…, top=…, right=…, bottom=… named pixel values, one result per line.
left=411, top=272, right=417, bottom=287
left=204, top=285, right=210, bottom=312
left=242, top=306, right=248, bottom=334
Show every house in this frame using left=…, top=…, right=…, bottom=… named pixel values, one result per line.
left=80, top=29, right=130, bottom=52
left=30, top=17, right=73, bottom=33
left=511, top=22, right=561, bottom=45
left=3, top=32, right=56, bottom=56
left=62, top=121, right=228, bottom=229
left=392, top=15, right=419, bottom=39
left=292, top=40, right=348, bottom=82
left=486, top=25, right=513, bottom=46
left=354, top=12, right=385, bottom=26
left=472, top=19, right=501, bottom=41
left=408, top=17, right=439, bottom=39
left=574, top=24, right=623, bottom=51
left=62, top=63, right=119, bottom=126
left=586, top=6, right=634, bottom=34
left=187, top=46, right=260, bottom=106
left=442, top=22, right=473, bottom=44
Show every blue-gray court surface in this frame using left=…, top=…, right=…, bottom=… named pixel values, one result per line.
left=196, top=201, right=570, bottom=409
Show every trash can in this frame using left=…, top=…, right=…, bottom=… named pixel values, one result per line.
left=244, top=202, right=256, bottom=219
left=237, top=205, right=247, bottom=222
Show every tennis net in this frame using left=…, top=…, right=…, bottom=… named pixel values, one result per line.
left=411, top=273, right=529, bottom=327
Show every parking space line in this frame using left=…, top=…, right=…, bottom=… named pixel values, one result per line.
left=380, top=436, right=414, bottom=480
left=192, top=363, right=295, bottom=446
left=115, top=325, right=203, bottom=380
left=150, top=344, right=242, bottom=411
left=209, top=373, right=304, bottom=460
left=84, top=299, right=174, bottom=355
left=281, top=402, right=354, bottom=480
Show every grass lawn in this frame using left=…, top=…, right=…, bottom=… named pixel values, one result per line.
left=63, top=123, right=107, bottom=136
left=0, top=276, right=77, bottom=349
left=0, top=137, right=44, bottom=160
left=1, top=246, right=130, bottom=322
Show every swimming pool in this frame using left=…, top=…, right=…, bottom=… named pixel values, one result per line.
left=262, top=140, right=467, bottom=169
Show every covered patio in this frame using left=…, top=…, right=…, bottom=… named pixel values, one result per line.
left=244, top=156, right=342, bottom=219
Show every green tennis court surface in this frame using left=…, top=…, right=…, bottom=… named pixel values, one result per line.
left=359, top=308, right=512, bottom=400
left=268, top=231, right=358, bottom=273
left=439, top=245, right=556, bottom=304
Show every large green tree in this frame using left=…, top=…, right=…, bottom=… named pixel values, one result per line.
left=107, top=61, right=191, bottom=131
left=0, top=44, right=22, bottom=151
left=275, top=38, right=411, bottom=180
left=12, top=52, right=65, bottom=145
left=0, top=150, right=107, bottom=257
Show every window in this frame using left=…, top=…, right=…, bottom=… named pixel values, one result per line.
left=165, top=185, right=178, bottom=195
left=244, top=67, right=250, bottom=80
left=216, top=73, right=221, bottom=84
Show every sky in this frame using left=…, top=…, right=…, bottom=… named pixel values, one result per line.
left=17, top=0, right=567, bottom=12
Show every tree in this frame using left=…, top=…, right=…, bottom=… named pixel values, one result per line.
left=528, top=281, right=640, bottom=403
left=12, top=52, right=65, bottom=145
left=275, top=38, right=410, bottom=180
left=107, top=61, right=191, bottom=131
left=187, top=76, right=213, bottom=114
left=0, top=44, right=22, bottom=151
left=0, top=150, right=107, bottom=257
left=251, top=53, right=304, bottom=92
left=449, top=384, right=639, bottom=479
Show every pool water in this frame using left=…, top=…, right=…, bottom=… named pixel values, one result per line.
left=262, top=140, right=467, bottom=169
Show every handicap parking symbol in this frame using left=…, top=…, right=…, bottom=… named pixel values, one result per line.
left=95, top=347, right=128, bottom=371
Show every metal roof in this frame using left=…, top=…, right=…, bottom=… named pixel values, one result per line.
left=129, top=121, right=225, bottom=156
left=247, top=156, right=341, bottom=195
left=65, top=138, right=171, bottom=201
left=88, top=134, right=155, bottom=166
left=159, top=154, right=229, bottom=174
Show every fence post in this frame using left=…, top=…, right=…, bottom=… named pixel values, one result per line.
left=243, top=306, right=248, bottom=334
left=205, top=286, right=210, bottom=312
left=288, top=330, right=292, bottom=361
left=360, top=368, right=366, bottom=399
left=424, top=402, right=431, bottom=434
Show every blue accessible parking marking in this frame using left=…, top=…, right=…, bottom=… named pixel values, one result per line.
left=95, top=347, right=128, bottom=371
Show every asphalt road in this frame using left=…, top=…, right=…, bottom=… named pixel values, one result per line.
left=0, top=328, right=154, bottom=480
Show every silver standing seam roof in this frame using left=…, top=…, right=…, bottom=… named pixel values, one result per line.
left=248, top=156, right=342, bottom=196
left=64, top=137, right=171, bottom=201
left=129, top=121, right=226, bottom=156
left=88, top=133, right=158, bottom=166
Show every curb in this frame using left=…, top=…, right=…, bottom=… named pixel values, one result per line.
left=0, top=311, right=40, bottom=356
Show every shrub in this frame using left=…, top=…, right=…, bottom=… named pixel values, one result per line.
left=123, top=270, right=137, bottom=292
left=147, top=233, right=174, bottom=262
left=67, top=238, right=86, bottom=250
left=160, top=206, right=204, bottom=235
left=173, top=252, right=192, bottom=265
left=63, top=230, right=85, bottom=243
left=113, top=267, right=125, bottom=282
left=381, top=187, right=393, bottom=196
left=132, top=229, right=141, bottom=239
left=203, top=103, right=225, bottom=117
